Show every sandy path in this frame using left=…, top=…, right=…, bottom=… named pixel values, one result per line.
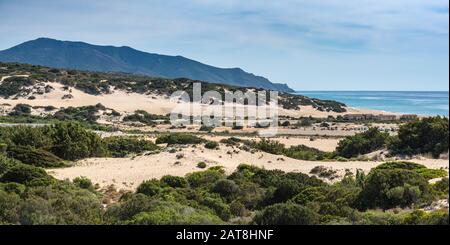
left=48, top=145, right=449, bottom=190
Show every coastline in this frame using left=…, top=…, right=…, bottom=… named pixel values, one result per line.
left=296, top=91, right=449, bottom=117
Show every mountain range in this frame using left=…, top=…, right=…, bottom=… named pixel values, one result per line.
left=0, top=38, right=293, bottom=92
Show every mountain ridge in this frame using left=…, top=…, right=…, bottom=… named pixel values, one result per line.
left=0, top=38, right=294, bottom=92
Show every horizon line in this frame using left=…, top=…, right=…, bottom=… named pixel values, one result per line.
left=294, top=90, right=449, bottom=93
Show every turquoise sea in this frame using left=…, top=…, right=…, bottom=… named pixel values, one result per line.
left=295, top=91, right=449, bottom=116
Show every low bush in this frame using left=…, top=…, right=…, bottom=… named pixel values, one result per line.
left=204, top=141, right=219, bottom=150
left=136, top=179, right=162, bottom=197
left=211, top=179, right=239, bottom=200
left=104, top=137, right=159, bottom=157
left=186, top=169, right=225, bottom=188
left=197, top=162, right=207, bottom=169
left=9, top=104, right=32, bottom=116
left=7, top=145, right=65, bottom=168
left=253, top=203, right=320, bottom=225
left=160, top=176, right=188, bottom=188
left=155, top=134, right=204, bottom=145
left=73, top=176, right=95, bottom=191
left=284, top=145, right=331, bottom=161
left=335, top=128, right=390, bottom=158
left=0, top=163, right=52, bottom=185
left=375, top=162, right=448, bottom=180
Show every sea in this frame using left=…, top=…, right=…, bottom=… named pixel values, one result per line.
left=295, top=91, right=449, bottom=116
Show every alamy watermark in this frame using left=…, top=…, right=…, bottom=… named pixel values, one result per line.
left=169, top=83, right=279, bottom=137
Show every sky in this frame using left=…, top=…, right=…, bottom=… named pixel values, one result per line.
left=0, top=0, right=448, bottom=91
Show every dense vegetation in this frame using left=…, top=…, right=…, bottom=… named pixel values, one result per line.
left=0, top=122, right=448, bottom=225
left=389, top=116, right=449, bottom=158
left=0, top=76, right=35, bottom=97
left=0, top=122, right=158, bottom=163
left=243, top=139, right=333, bottom=161
left=335, top=128, right=390, bottom=158
left=0, top=152, right=448, bottom=225
left=332, top=117, right=449, bottom=159
left=104, top=136, right=159, bottom=157
left=155, top=133, right=205, bottom=145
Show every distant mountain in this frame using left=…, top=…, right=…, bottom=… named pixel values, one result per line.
left=0, top=38, right=294, bottom=92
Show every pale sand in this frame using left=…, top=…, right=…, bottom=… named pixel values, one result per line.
left=0, top=82, right=394, bottom=118
left=48, top=145, right=449, bottom=190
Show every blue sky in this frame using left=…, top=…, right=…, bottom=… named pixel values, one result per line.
left=0, top=0, right=448, bottom=91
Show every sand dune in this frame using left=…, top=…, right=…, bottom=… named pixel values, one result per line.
left=0, top=81, right=394, bottom=118
left=48, top=144, right=449, bottom=190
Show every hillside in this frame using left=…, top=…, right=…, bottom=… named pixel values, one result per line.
left=0, top=62, right=347, bottom=114
left=0, top=38, right=294, bottom=92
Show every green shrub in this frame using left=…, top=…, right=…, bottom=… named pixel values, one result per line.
left=254, top=203, right=320, bottom=225
left=220, top=137, right=241, bottom=146
left=375, top=161, right=425, bottom=171
left=7, top=145, right=65, bottom=168
left=9, top=104, right=32, bottom=116
left=53, top=104, right=105, bottom=123
left=186, top=169, right=225, bottom=188
left=49, top=122, right=107, bottom=160
left=0, top=182, right=26, bottom=195
left=432, top=178, right=449, bottom=197
left=125, top=201, right=223, bottom=225
left=0, top=125, right=53, bottom=149
left=269, top=179, right=303, bottom=204
left=356, top=169, right=430, bottom=210
left=0, top=77, right=34, bottom=97
left=211, top=179, right=239, bottom=200
left=229, top=201, right=246, bottom=217
left=336, top=128, right=389, bottom=158
left=123, top=110, right=167, bottom=125
left=0, top=155, right=21, bottom=176
left=284, top=145, right=331, bottom=161
left=197, top=162, right=207, bottom=169
left=136, top=179, right=162, bottom=197
left=0, top=163, right=52, bottom=185
left=250, top=139, right=285, bottom=155
left=73, top=176, right=95, bottom=191
left=156, top=134, right=204, bottom=145
left=160, top=176, right=188, bottom=188
left=389, top=117, right=449, bottom=158
left=104, top=137, right=159, bottom=157
left=0, top=143, right=7, bottom=154
left=415, top=168, right=448, bottom=180
left=298, top=117, right=313, bottom=127
left=199, top=125, right=214, bottom=132
left=375, top=162, right=448, bottom=180
left=204, top=141, right=219, bottom=149
left=199, top=196, right=231, bottom=221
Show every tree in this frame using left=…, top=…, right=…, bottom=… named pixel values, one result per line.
left=49, top=122, right=107, bottom=160
left=389, top=117, right=449, bottom=158
left=356, top=169, right=430, bottom=210
left=336, top=128, right=389, bottom=158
